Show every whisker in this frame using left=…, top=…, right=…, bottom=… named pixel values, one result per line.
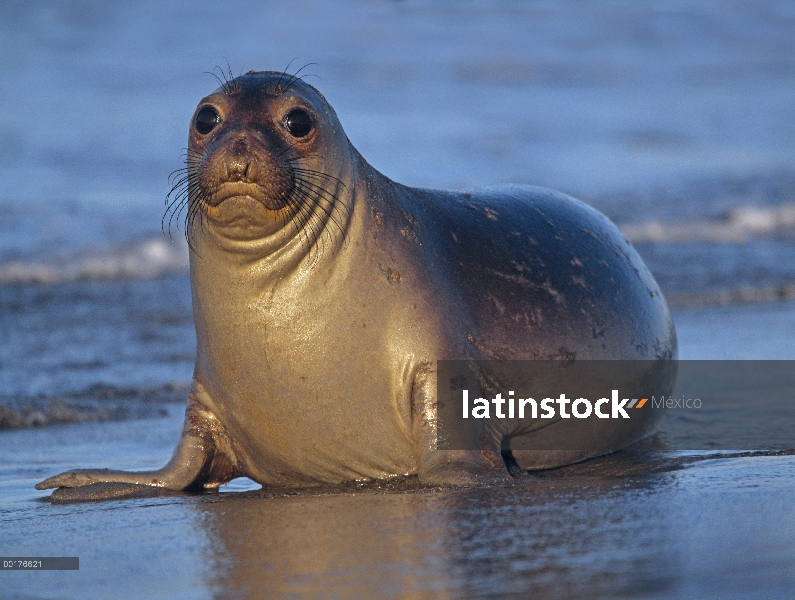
left=291, top=168, right=348, bottom=190
left=293, top=180, right=348, bottom=241
left=280, top=62, right=319, bottom=94
left=273, top=58, right=299, bottom=95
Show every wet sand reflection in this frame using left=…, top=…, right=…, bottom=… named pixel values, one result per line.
left=196, top=454, right=686, bottom=598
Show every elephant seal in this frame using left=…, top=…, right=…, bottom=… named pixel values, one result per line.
left=37, top=71, right=676, bottom=500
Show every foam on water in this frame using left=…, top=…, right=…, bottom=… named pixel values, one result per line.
left=0, top=236, right=188, bottom=284
left=622, top=202, right=795, bottom=244
left=3, top=201, right=795, bottom=307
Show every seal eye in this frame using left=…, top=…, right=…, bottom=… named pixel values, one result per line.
left=285, top=109, right=313, bottom=138
left=195, top=106, right=220, bottom=135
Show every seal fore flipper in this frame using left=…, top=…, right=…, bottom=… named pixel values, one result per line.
left=411, top=362, right=512, bottom=486
left=35, top=383, right=242, bottom=500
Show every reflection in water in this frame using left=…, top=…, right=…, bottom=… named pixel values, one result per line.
left=196, top=460, right=681, bottom=599
left=200, top=490, right=458, bottom=598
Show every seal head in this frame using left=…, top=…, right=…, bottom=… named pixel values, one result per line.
left=186, top=71, right=353, bottom=255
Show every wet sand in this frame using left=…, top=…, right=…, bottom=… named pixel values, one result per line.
left=2, top=302, right=794, bottom=599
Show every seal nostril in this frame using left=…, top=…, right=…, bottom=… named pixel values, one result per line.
left=226, top=158, right=251, bottom=181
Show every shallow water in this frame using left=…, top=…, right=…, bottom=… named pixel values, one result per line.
left=1, top=1, right=795, bottom=598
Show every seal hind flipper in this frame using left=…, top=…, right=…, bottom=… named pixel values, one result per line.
left=35, top=383, right=243, bottom=501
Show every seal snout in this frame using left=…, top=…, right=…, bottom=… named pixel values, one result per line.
left=225, top=157, right=252, bottom=182
left=224, top=138, right=253, bottom=181
left=197, top=129, right=293, bottom=217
